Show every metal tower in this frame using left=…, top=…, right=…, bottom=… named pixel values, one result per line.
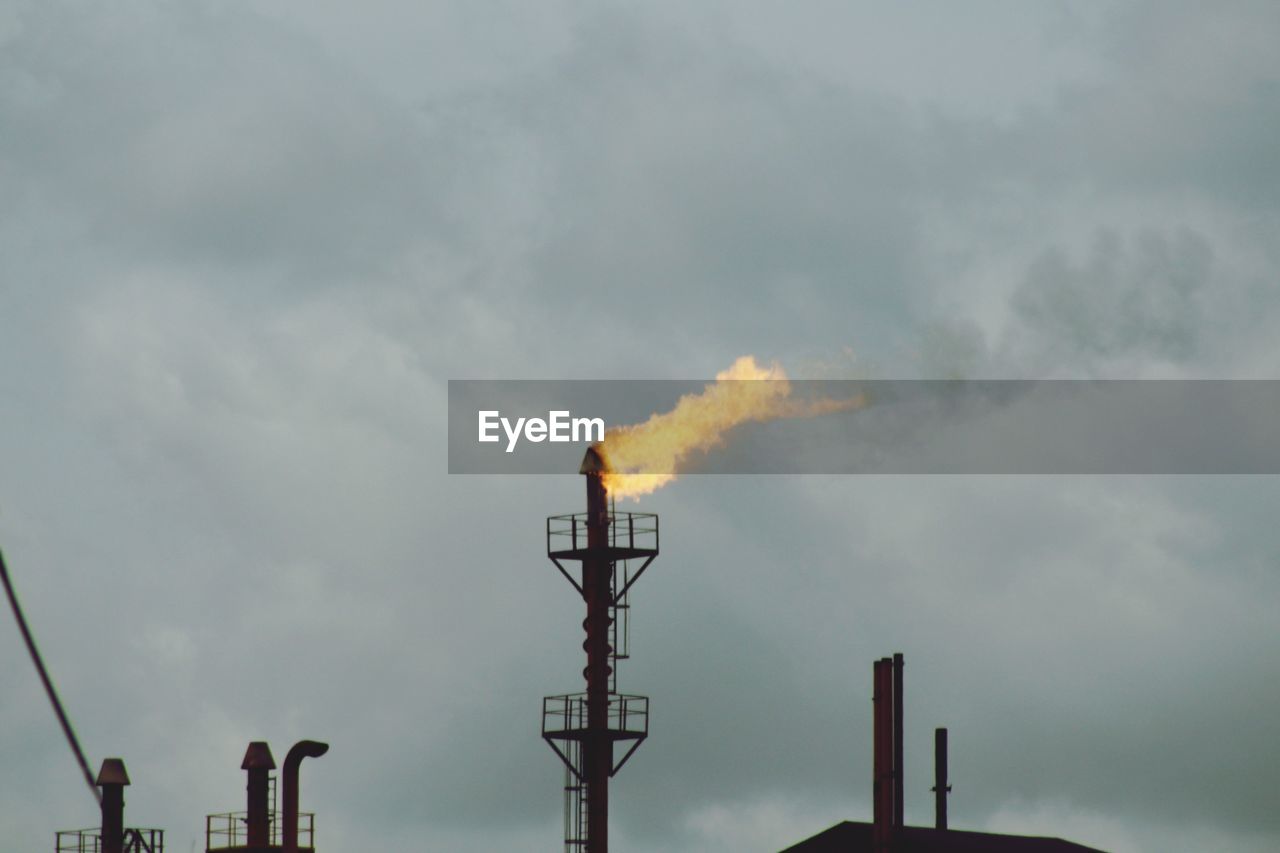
left=542, top=448, right=659, bottom=853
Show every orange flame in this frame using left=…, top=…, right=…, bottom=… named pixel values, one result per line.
left=597, top=356, right=863, bottom=499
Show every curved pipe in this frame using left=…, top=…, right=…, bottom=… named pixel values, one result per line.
left=282, top=739, right=328, bottom=853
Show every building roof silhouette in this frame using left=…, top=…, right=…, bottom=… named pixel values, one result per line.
left=781, top=820, right=1107, bottom=852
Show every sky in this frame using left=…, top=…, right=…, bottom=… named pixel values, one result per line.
left=2, top=1, right=1279, bottom=851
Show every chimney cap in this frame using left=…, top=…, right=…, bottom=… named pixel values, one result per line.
left=580, top=446, right=605, bottom=474
left=242, top=741, right=277, bottom=770
left=96, top=758, right=130, bottom=787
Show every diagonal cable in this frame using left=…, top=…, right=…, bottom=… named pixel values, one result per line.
left=0, top=548, right=101, bottom=805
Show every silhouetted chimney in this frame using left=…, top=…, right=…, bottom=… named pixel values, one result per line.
left=96, top=758, right=130, bottom=853
left=242, top=741, right=276, bottom=847
left=892, top=652, right=904, bottom=830
left=872, top=654, right=905, bottom=852
left=933, top=727, right=950, bottom=830
left=872, top=659, right=892, bottom=853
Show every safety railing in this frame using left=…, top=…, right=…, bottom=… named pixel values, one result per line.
left=56, top=828, right=165, bottom=853
left=542, top=692, right=649, bottom=738
left=205, top=810, right=313, bottom=850
left=547, top=511, right=658, bottom=556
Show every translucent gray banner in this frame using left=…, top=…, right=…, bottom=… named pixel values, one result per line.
left=447, top=380, right=1280, bottom=475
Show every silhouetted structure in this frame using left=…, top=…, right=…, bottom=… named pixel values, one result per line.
left=782, top=655, right=1105, bottom=853
left=933, top=728, right=950, bottom=831
left=205, top=739, right=328, bottom=853
left=782, top=823, right=1106, bottom=852
left=873, top=654, right=905, bottom=851
left=542, top=448, right=659, bottom=852
left=55, top=758, right=165, bottom=853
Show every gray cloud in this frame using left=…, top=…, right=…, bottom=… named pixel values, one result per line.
left=1009, top=228, right=1212, bottom=366
left=2, top=1, right=1279, bottom=851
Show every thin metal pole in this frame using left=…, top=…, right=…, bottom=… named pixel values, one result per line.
left=893, top=653, right=904, bottom=831
left=933, top=727, right=950, bottom=830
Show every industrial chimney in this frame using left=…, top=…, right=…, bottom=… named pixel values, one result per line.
left=542, top=447, right=660, bottom=852
left=97, top=758, right=129, bottom=853
left=872, top=653, right=904, bottom=853
left=241, top=741, right=276, bottom=848
left=55, top=758, right=165, bottom=853
left=205, top=738, right=327, bottom=852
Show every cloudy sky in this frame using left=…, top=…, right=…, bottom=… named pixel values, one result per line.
left=2, top=1, right=1279, bottom=851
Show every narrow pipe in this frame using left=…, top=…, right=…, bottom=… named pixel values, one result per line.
left=933, top=727, right=950, bottom=831
left=282, top=740, right=328, bottom=853
left=893, top=652, right=904, bottom=830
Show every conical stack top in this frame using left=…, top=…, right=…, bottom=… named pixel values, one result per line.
left=580, top=446, right=605, bottom=475
left=96, top=758, right=130, bottom=786
left=242, top=741, right=277, bottom=770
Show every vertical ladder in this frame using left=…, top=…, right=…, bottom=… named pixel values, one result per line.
left=563, top=738, right=587, bottom=851
left=268, top=773, right=279, bottom=844
left=606, top=498, right=632, bottom=698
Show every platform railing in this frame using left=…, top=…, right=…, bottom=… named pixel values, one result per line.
left=55, top=828, right=165, bottom=853
left=542, top=692, right=649, bottom=738
left=547, top=511, right=659, bottom=555
left=205, top=810, right=313, bottom=850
